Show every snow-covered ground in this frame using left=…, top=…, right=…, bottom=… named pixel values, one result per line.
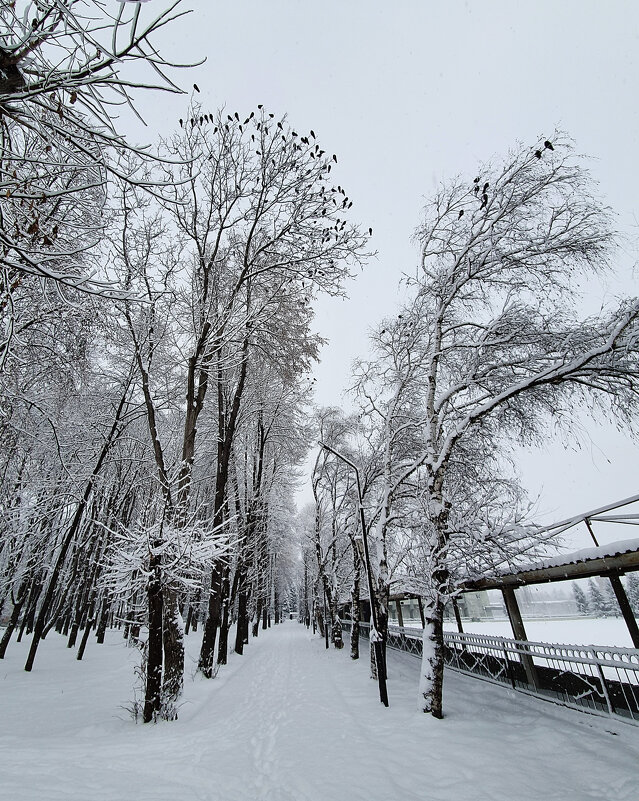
left=1, top=622, right=638, bottom=801
left=442, top=617, right=635, bottom=648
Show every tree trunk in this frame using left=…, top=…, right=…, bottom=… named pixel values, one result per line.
left=274, top=578, right=280, bottom=625
left=418, top=596, right=445, bottom=718
left=18, top=580, right=41, bottom=642
left=331, top=593, right=344, bottom=649
left=143, top=562, right=163, bottom=723
left=184, top=604, right=193, bottom=636
left=217, top=565, right=231, bottom=665
left=198, top=347, right=248, bottom=675
left=0, top=582, right=28, bottom=659
left=67, top=615, right=80, bottom=648
left=350, top=561, right=360, bottom=660
left=198, top=562, right=222, bottom=677
left=161, top=587, right=184, bottom=720
left=235, top=588, right=248, bottom=654
left=252, top=597, right=262, bottom=638
left=76, top=614, right=94, bottom=661
left=315, top=604, right=326, bottom=639
left=95, top=600, right=109, bottom=644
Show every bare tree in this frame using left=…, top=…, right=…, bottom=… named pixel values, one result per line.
left=148, top=104, right=367, bottom=677
left=1, top=0, right=196, bottom=366
left=355, top=133, right=639, bottom=718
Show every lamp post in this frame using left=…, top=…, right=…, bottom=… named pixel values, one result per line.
left=319, top=442, right=389, bottom=707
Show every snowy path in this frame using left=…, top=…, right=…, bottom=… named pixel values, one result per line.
left=1, top=622, right=639, bottom=800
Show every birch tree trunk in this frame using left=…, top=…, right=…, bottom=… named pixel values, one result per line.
left=418, top=596, right=445, bottom=718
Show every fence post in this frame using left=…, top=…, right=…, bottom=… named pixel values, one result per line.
left=595, top=663, right=615, bottom=716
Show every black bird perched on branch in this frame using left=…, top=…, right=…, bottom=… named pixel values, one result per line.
left=368, top=227, right=373, bottom=235
left=480, top=194, right=488, bottom=209
left=534, top=150, right=542, bottom=159
left=179, top=118, right=183, bottom=127
left=193, top=83, right=200, bottom=93
left=544, top=140, right=554, bottom=151
left=458, top=209, right=464, bottom=219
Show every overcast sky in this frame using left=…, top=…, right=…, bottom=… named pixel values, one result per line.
left=129, top=0, right=639, bottom=547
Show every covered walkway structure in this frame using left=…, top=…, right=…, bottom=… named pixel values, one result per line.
left=459, top=493, right=639, bottom=649
left=354, top=495, right=639, bottom=724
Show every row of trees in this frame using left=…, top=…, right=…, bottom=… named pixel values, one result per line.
left=3, top=2, right=639, bottom=729
left=0, top=2, right=368, bottom=722
left=574, top=577, right=639, bottom=618
left=306, top=134, right=639, bottom=718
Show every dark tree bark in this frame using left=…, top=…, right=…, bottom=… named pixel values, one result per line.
left=161, top=587, right=184, bottom=719
left=143, top=560, right=163, bottom=723
left=234, top=582, right=249, bottom=654
left=350, top=547, right=361, bottom=660
left=184, top=604, right=194, bottom=636
left=0, top=582, right=28, bottom=659
left=76, top=613, right=94, bottom=661
left=95, top=599, right=109, bottom=644
left=217, top=565, right=231, bottom=666
left=199, top=344, right=248, bottom=676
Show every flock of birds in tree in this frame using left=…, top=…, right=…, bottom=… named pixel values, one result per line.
left=176, top=92, right=556, bottom=250
left=458, top=138, right=554, bottom=220
left=379, top=136, right=556, bottom=336
left=175, top=92, right=374, bottom=243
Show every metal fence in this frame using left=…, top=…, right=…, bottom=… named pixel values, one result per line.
left=342, top=620, right=639, bottom=725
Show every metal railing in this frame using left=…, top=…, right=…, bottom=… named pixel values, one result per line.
left=341, top=619, right=639, bottom=724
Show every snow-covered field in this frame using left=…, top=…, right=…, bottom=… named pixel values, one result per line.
left=1, top=622, right=638, bottom=801
left=442, top=617, right=635, bottom=648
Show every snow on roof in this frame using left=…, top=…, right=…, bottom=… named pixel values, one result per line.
left=496, top=538, right=639, bottom=577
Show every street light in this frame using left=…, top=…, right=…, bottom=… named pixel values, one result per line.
left=319, top=442, right=389, bottom=707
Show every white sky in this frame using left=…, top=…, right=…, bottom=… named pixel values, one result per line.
left=128, top=0, right=639, bottom=547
